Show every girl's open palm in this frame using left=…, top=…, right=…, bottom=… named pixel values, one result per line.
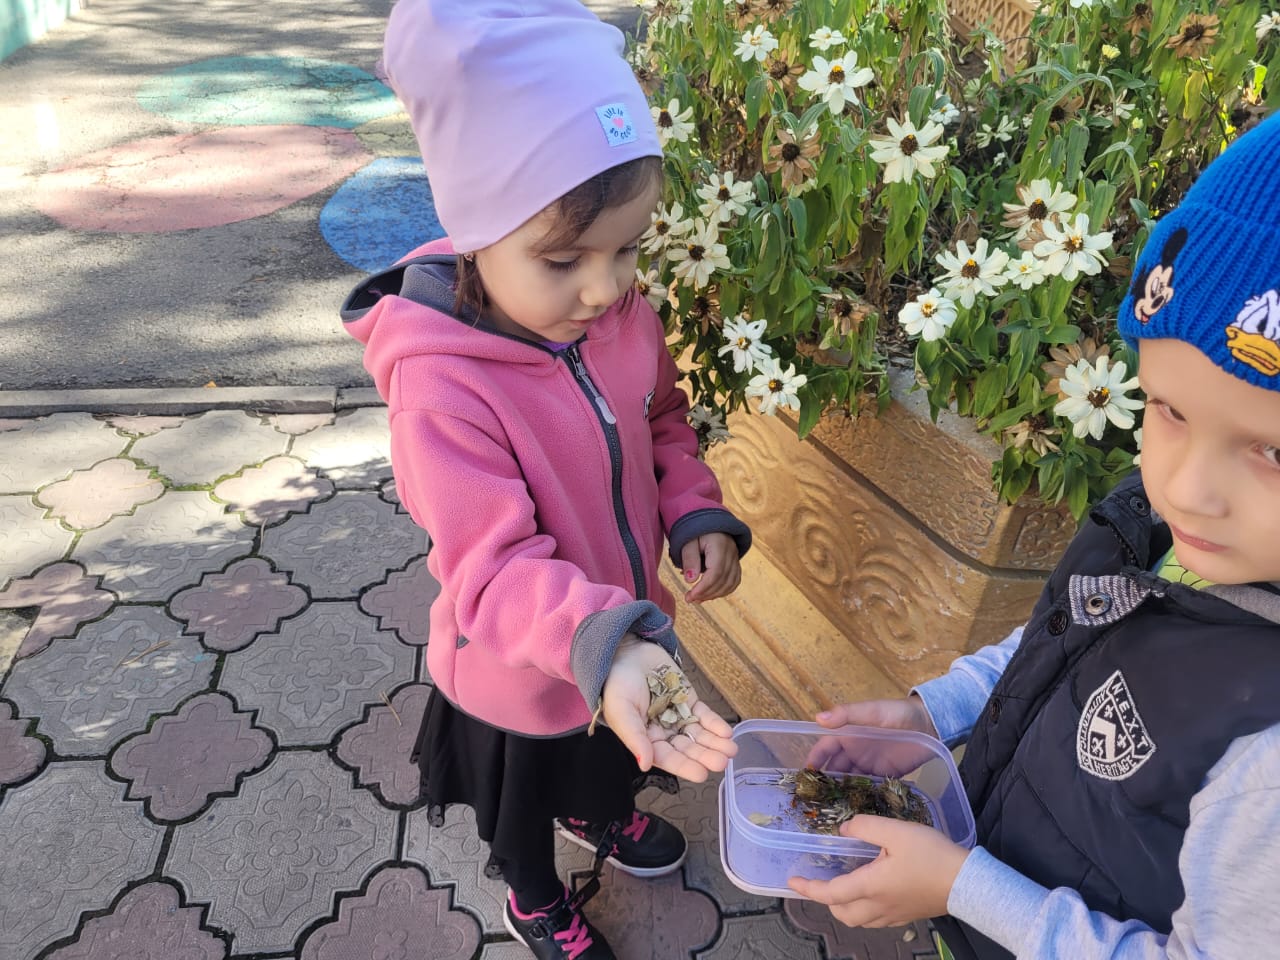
left=602, top=639, right=737, bottom=781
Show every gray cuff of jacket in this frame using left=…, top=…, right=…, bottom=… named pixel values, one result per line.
left=667, top=508, right=752, bottom=569
left=571, top=600, right=679, bottom=711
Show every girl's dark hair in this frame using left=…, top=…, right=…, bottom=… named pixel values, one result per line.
left=455, top=155, right=663, bottom=319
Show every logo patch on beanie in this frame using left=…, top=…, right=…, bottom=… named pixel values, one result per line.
left=1077, top=670, right=1156, bottom=781
left=1226, top=288, right=1280, bottom=376
left=595, top=103, right=637, bottom=147
left=1130, top=227, right=1188, bottom=325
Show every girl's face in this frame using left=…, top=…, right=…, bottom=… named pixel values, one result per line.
left=472, top=179, right=661, bottom=344
left=1138, top=338, right=1280, bottom=584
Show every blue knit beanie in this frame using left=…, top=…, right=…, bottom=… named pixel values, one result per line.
left=1119, top=111, right=1280, bottom=389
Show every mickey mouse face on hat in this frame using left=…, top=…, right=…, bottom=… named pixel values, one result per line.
left=1131, top=227, right=1189, bottom=324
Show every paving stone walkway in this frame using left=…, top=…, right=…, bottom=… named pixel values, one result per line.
left=0, top=407, right=941, bottom=960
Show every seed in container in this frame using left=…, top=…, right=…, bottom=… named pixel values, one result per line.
left=777, top=767, right=935, bottom=833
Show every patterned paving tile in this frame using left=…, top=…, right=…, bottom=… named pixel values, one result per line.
left=268, top=413, right=335, bottom=436
left=0, top=763, right=165, bottom=960
left=110, top=692, right=273, bottom=822
left=594, top=872, right=720, bottom=960
left=378, top=477, right=402, bottom=509
left=218, top=602, right=415, bottom=746
left=46, top=882, right=227, bottom=960
left=359, top=558, right=438, bottom=646
left=130, top=411, right=288, bottom=485
left=784, top=899, right=938, bottom=960
left=299, top=866, right=480, bottom=960
left=35, top=458, right=165, bottom=530
left=73, top=492, right=255, bottom=601
left=101, top=414, right=190, bottom=436
left=335, top=683, right=430, bottom=806
left=0, top=414, right=128, bottom=494
left=0, top=496, right=73, bottom=590
left=263, top=492, right=425, bottom=599
left=696, top=913, right=824, bottom=960
left=166, top=750, right=398, bottom=955
left=3, top=606, right=214, bottom=756
left=0, top=699, right=45, bottom=787
left=0, top=562, right=115, bottom=659
left=213, top=456, right=334, bottom=526
left=289, top=407, right=393, bottom=487
left=0, top=611, right=25, bottom=676
left=479, top=943, right=529, bottom=960
left=169, top=558, right=307, bottom=652
left=404, top=804, right=509, bottom=936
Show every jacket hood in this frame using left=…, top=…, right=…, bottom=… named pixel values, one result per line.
left=341, top=237, right=571, bottom=400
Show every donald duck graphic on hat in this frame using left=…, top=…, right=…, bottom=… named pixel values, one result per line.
left=1227, top=288, right=1280, bottom=377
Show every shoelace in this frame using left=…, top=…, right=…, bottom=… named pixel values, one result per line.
left=553, top=911, right=594, bottom=959
left=621, top=811, right=650, bottom=842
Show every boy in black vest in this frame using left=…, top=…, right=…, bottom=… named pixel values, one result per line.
left=789, top=111, right=1280, bottom=959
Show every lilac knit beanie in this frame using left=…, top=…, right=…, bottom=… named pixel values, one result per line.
left=382, top=0, right=662, bottom=253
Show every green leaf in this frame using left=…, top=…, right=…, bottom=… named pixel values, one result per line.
left=786, top=197, right=808, bottom=249
left=797, top=393, right=823, bottom=437
left=745, top=74, right=768, bottom=130
left=973, top=364, right=1010, bottom=418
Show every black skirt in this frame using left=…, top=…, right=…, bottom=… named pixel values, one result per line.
left=412, top=687, right=677, bottom=873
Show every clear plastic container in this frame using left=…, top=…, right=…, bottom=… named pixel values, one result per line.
left=718, top=718, right=975, bottom=898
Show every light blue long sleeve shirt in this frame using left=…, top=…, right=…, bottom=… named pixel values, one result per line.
left=913, top=628, right=1280, bottom=959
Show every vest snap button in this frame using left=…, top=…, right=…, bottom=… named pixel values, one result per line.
left=1128, top=495, right=1150, bottom=516
left=989, top=698, right=1001, bottom=723
left=1048, top=609, right=1069, bottom=635
left=1085, top=593, right=1113, bottom=616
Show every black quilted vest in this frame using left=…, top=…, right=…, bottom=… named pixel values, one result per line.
left=933, top=474, right=1280, bottom=960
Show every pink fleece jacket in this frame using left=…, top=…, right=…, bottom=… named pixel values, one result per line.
left=342, top=238, right=750, bottom=737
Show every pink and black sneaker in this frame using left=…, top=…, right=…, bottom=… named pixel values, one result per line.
left=504, top=887, right=615, bottom=960
left=556, top=811, right=687, bottom=877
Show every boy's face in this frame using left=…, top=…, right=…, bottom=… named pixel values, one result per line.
left=472, top=180, right=660, bottom=344
left=1138, top=338, right=1280, bottom=584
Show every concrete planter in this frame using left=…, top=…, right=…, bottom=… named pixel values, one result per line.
left=668, top=371, right=1075, bottom=721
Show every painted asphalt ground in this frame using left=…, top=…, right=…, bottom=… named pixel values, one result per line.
left=0, top=0, right=639, bottom=391
left=0, top=404, right=941, bottom=960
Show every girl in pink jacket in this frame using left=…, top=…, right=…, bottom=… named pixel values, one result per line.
left=342, top=2, right=751, bottom=957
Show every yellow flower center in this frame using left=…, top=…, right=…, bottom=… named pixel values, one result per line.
left=1028, top=199, right=1048, bottom=220
left=899, top=134, right=918, bottom=156
left=736, top=336, right=750, bottom=348
left=768, top=378, right=783, bottom=392
left=921, top=301, right=937, bottom=317
left=688, top=243, right=705, bottom=260
left=1087, top=387, right=1112, bottom=408
left=1065, top=235, right=1084, bottom=253
left=828, top=65, right=845, bottom=83
left=718, top=186, right=731, bottom=201
left=961, top=258, right=981, bottom=279
left=658, top=111, right=673, bottom=128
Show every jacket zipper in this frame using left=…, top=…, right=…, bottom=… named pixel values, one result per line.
left=564, top=343, right=647, bottom=600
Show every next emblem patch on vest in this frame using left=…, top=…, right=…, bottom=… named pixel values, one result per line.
left=1077, top=670, right=1157, bottom=781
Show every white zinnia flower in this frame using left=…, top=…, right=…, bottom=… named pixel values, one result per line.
left=667, top=220, right=730, bottom=289
left=688, top=404, right=731, bottom=444
left=797, top=52, right=875, bottom=115
left=652, top=99, right=695, bottom=147
left=746, top=358, right=808, bottom=416
left=1054, top=356, right=1144, bottom=440
left=1257, top=11, right=1280, bottom=40
left=973, top=115, right=1016, bottom=147
left=934, top=238, right=1010, bottom=308
left=718, top=315, right=773, bottom=372
left=1068, top=0, right=1095, bottom=8
left=1001, top=178, right=1076, bottom=241
left=736, top=25, right=779, bottom=62
left=808, top=26, right=847, bottom=51
left=696, top=171, right=755, bottom=223
left=635, top=268, right=668, bottom=311
left=640, top=202, right=693, bottom=255
left=929, top=95, right=961, bottom=126
left=1034, top=213, right=1114, bottom=282
left=1004, top=251, right=1050, bottom=290
left=868, top=117, right=949, bottom=183
left=898, top=288, right=958, bottom=342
